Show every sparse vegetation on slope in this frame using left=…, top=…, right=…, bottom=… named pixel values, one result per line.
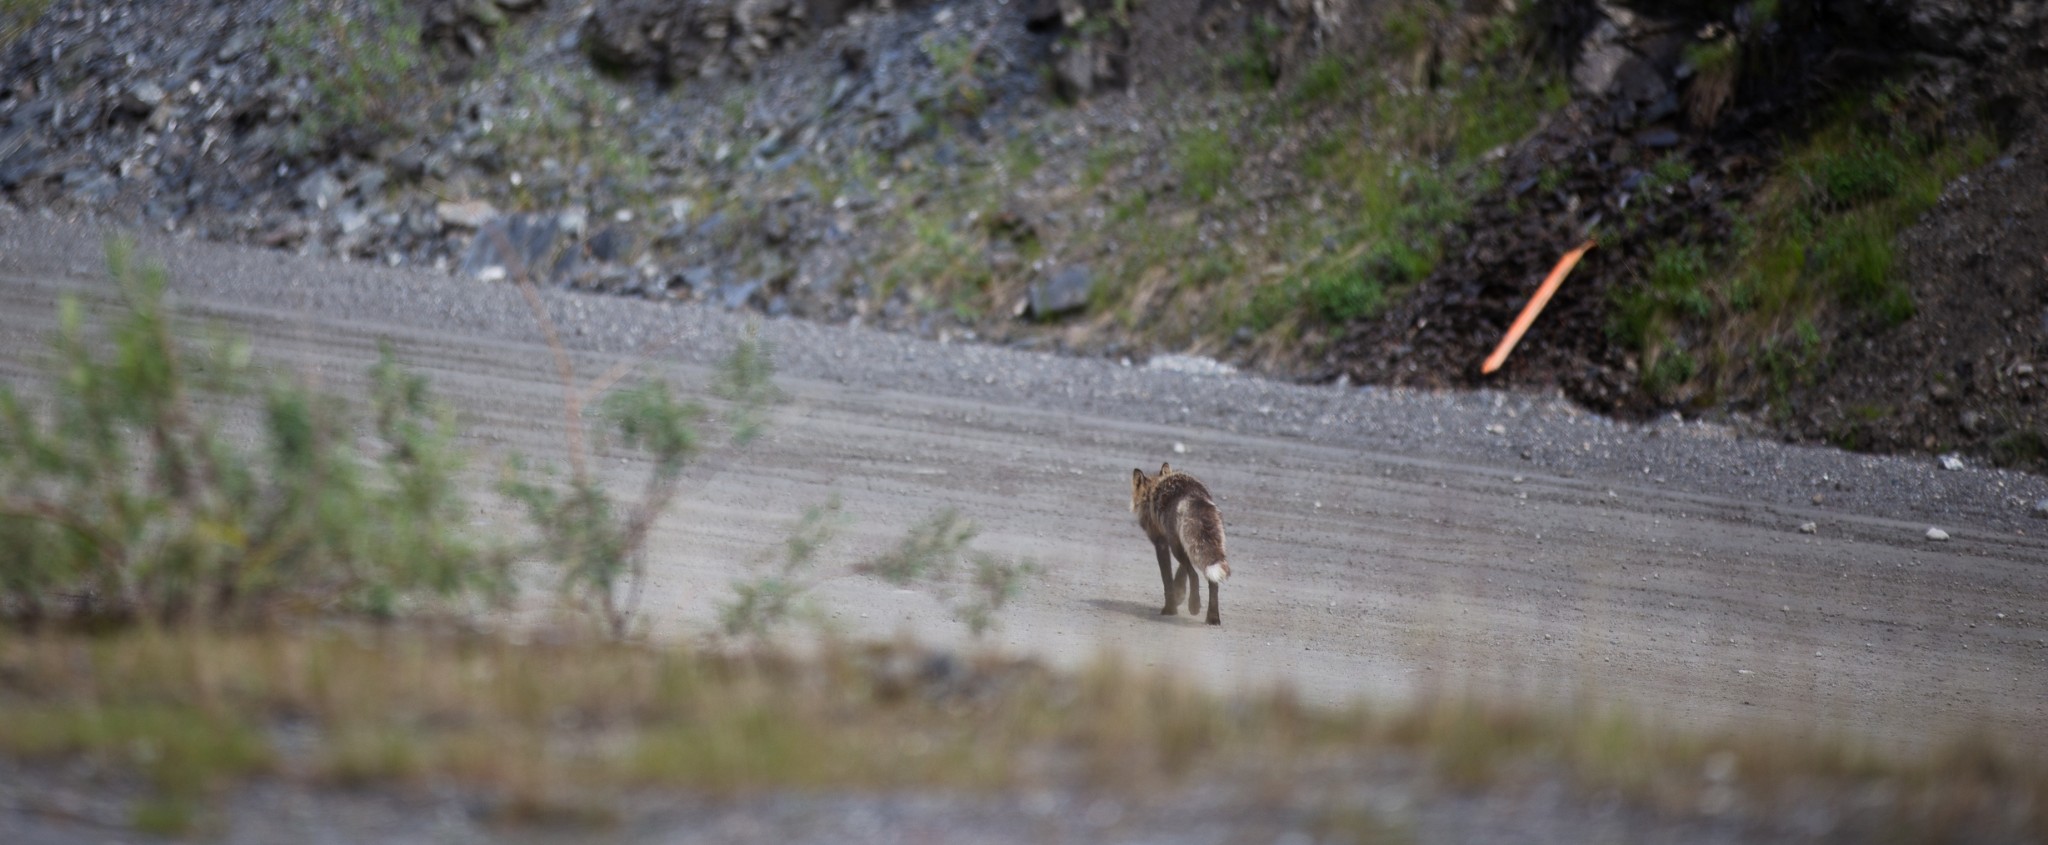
left=267, top=0, right=438, bottom=153
left=1088, top=3, right=1565, bottom=359
left=1607, top=87, right=1997, bottom=413
left=0, top=0, right=44, bottom=49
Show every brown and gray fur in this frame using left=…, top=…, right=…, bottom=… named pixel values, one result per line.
left=1129, top=462, right=1231, bottom=625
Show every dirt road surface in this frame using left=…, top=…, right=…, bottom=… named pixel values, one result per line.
left=4, top=208, right=2046, bottom=758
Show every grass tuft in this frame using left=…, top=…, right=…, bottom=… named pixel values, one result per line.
left=0, top=0, right=48, bottom=49
left=1175, top=127, right=1238, bottom=203
left=1683, top=36, right=1739, bottom=127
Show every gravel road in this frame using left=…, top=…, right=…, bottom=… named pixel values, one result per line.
left=4, top=205, right=2046, bottom=770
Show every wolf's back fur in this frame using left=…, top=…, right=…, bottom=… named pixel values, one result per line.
left=1129, top=462, right=1231, bottom=624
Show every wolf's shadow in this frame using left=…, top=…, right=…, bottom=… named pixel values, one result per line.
left=1085, top=597, right=1183, bottom=623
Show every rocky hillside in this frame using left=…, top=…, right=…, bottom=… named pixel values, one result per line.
left=1, top=0, right=2043, bottom=468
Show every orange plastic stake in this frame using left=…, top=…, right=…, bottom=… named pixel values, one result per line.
left=1481, top=239, right=1596, bottom=375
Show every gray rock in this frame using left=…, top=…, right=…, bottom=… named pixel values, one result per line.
left=585, top=224, right=631, bottom=263
left=887, top=107, right=926, bottom=150
left=1635, top=128, right=1681, bottom=148
left=436, top=199, right=497, bottom=229
left=763, top=206, right=794, bottom=244
left=677, top=265, right=717, bottom=297
left=0, top=142, right=44, bottom=189
left=1573, top=23, right=1633, bottom=96
left=655, top=221, right=693, bottom=249
left=1023, top=0, right=1063, bottom=31
left=1028, top=265, right=1093, bottom=319
left=118, top=81, right=167, bottom=116
left=460, top=212, right=570, bottom=281
left=64, top=169, right=117, bottom=203
left=1610, top=53, right=1670, bottom=104
left=390, top=146, right=428, bottom=182
left=718, top=278, right=763, bottom=310
left=336, top=205, right=372, bottom=236
left=2034, top=498, right=2048, bottom=519
left=1055, top=42, right=1096, bottom=101
left=296, top=171, right=345, bottom=211
left=216, top=29, right=259, bottom=63
left=353, top=166, right=388, bottom=199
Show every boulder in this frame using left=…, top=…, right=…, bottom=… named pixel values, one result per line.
left=1027, top=265, right=1093, bottom=319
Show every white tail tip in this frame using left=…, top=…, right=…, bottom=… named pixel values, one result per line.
left=1205, top=563, right=1228, bottom=584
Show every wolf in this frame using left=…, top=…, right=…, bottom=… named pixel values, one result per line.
left=1129, top=462, right=1231, bottom=625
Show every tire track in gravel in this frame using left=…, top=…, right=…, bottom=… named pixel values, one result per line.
left=3, top=214, right=2045, bottom=755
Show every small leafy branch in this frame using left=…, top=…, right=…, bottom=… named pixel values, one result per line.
left=0, top=240, right=508, bottom=624
left=922, top=32, right=993, bottom=117
left=499, top=338, right=776, bottom=639
left=717, top=495, right=848, bottom=644
left=857, top=509, right=1039, bottom=638
left=494, top=228, right=780, bottom=638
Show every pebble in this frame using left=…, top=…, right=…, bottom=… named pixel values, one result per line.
left=1798, top=522, right=1816, bottom=534
left=1925, top=527, right=1950, bottom=541
left=436, top=200, right=497, bottom=230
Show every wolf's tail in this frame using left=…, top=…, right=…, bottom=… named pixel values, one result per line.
left=1204, top=560, right=1230, bottom=584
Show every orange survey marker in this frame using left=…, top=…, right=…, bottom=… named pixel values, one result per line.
left=1480, top=239, right=1596, bottom=375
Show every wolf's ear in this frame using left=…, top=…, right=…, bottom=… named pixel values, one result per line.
left=1159, top=461, right=1173, bottom=476
left=1132, top=468, right=1146, bottom=483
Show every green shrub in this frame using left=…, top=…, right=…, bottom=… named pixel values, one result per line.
left=923, top=34, right=989, bottom=117
left=1291, top=54, right=1352, bottom=106
left=267, top=0, right=430, bottom=151
left=856, top=509, right=1038, bottom=638
left=487, top=73, right=657, bottom=211
left=0, top=241, right=509, bottom=624
left=1382, top=5, right=1431, bottom=56
left=1808, top=136, right=1907, bottom=208
left=1608, top=244, right=1712, bottom=396
left=1642, top=346, right=1697, bottom=399
left=717, top=496, right=847, bottom=643
left=1176, top=127, right=1238, bottom=203
left=1305, top=265, right=1386, bottom=323
left=1817, top=212, right=1909, bottom=322
left=1223, top=17, right=1283, bottom=89
left=1245, top=279, right=1300, bottom=332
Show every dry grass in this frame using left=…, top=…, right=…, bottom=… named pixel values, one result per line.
left=0, top=625, right=2042, bottom=839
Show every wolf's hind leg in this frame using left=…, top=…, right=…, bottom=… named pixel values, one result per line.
left=1170, top=543, right=1201, bottom=615
left=1155, top=541, right=1181, bottom=615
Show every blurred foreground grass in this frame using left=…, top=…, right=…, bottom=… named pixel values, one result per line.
left=0, top=624, right=2040, bottom=839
